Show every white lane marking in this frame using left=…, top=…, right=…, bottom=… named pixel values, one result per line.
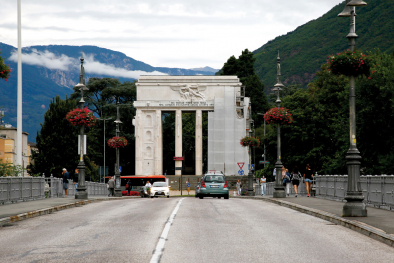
left=150, top=198, right=185, bottom=263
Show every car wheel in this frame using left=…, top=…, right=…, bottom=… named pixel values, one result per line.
left=155, top=196, right=158, bottom=198
left=167, top=195, right=169, bottom=198
left=151, top=196, right=154, bottom=198
left=224, top=194, right=229, bottom=199
left=199, top=195, right=203, bottom=199
left=141, top=195, right=143, bottom=198
left=218, top=197, right=221, bottom=199
left=195, top=194, right=198, bottom=198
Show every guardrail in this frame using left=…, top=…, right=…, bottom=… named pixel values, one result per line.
left=255, top=181, right=308, bottom=196
left=0, top=175, right=108, bottom=205
left=315, top=175, right=394, bottom=210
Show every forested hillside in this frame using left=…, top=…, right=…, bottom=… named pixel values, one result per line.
left=253, top=0, right=394, bottom=89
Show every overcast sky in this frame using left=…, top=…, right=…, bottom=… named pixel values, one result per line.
left=0, top=0, right=344, bottom=69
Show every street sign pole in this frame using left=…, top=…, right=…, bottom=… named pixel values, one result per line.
left=174, top=157, right=184, bottom=195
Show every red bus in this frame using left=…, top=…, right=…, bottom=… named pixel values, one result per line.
left=120, top=175, right=167, bottom=191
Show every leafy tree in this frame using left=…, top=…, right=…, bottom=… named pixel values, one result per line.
left=261, top=50, right=394, bottom=175
left=0, top=161, right=24, bottom=177
left=29, top=96, right=98, bottom=178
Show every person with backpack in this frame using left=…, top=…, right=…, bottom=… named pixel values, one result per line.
left=291, top=166, right=302, bottom=197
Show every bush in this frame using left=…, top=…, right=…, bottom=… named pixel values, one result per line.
left=122, top=191, right=129, bottom=196
left=130, top=191, right=139, bottom=196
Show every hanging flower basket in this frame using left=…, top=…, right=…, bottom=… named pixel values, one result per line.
left=107, top=136, right=128, bottom=149
left=326, top=50, right=372, bottom=77
left=66, top=107, right=97, bottom=127
left=0, top=60, right=11, bottom=80
left=264, top=107, right=293, bottom=125
left=240, top=136, right=260, bottom=147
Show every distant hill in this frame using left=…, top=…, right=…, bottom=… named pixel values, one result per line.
left=0, top=43, right=215, bottom=142
left=253, top=0, right=394, bottom=89
left=189, top=66, right=219, bottom=73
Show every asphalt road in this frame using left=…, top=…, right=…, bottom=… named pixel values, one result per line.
left=0, top=197, right=393, bottom=263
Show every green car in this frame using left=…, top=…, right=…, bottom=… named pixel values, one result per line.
left=198, top=173, right=229, bottom=199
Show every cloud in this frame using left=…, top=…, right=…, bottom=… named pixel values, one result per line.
left=9, top=49, right=75, bottom=71
left=8, top=49, right=167, bottom=79
left=83, top=54, right=166, bottom=78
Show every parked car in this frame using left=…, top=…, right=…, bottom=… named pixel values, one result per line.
left=195, top=180, right=202, bottom=198
left=150, top=181, right=170, bottom=198
left=198, top=173, right=229, bottom=199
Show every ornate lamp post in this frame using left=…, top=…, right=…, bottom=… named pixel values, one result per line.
left=273, top=52, right=286, bottom=198
left=338, top=0, right=367, bottom=216
left=247, top=116, right=254, bottom=196
left=113, top=99, right=123, bottom=197
left=75, top=56, right=88, bottom=200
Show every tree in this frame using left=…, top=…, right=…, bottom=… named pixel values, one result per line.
left=29, top=96, right=98, bottom=178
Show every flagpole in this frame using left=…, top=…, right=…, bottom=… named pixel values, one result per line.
left=17, top=0, right=23, bottom=174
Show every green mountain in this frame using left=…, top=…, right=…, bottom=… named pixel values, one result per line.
left=0, top=43, right=215, bottom=142
left=253, top=0, right=394, bottom=89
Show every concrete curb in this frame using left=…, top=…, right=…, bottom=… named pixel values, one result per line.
left=235, top=196, right=394, bottom=248
left=0, top=196, right=139, bottom=227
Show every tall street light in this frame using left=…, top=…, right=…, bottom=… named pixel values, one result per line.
left=247, top=112, right=254, bottom=196
left=338, top=0, right=367, bottom=217
left=97, top=117, right=112, bottom=183
left=75, top=55, right=88, bottom=200
left=113, top=99, right=123, bottom=197
left=273, top=52, right=286, bottom=198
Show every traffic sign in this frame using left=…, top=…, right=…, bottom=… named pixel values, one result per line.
left=173, top=157, right=184, bottom=161
left=248, top=164, right=254, bottom=170
left=259, top=161, right=270, bottom=164
left=237, top=162, right=245, bottom=169
left=238, top=170, right=244, bottom=175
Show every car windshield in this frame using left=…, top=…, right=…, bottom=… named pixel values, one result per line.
left=204, top=175, right=224, bottom=182
left=152, top=182, right=167, bottom=187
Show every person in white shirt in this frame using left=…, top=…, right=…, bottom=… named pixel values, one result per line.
left=260, top=175, right=267, bottom=196
left=145, top=180, right=152, bottom=196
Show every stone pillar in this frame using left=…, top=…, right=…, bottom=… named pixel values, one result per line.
left=175, top=109, right=182, bottom=175
left=135, top=109, right=142, bottom=175
left=195, top=110, right=203, bottom=175
left=155, top=110, right=163, bottom=175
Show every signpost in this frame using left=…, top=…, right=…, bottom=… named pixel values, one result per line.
left=175, top=166, right=182, bottom=195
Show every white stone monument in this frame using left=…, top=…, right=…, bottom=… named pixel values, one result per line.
left=133, top=76, right=252, bottom=176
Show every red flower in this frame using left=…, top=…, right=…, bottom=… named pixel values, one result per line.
left=108, top=136, right=128, bottom=148
left=66, top=107, right=97, bottom=127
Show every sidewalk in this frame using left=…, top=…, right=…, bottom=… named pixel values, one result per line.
left=0, top=195, right=137, bottom=226
left=235, top=194, right=394, bottom=247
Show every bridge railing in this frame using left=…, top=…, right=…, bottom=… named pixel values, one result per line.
left=0, top=175, right=107, bottom=205
left=315, top=174, right=394, bottom=210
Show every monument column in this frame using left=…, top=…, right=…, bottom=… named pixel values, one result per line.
left=175, top=109, right=182, bottom=175
left=155, top=110, right=163, bottom=175
left=134, top=109, right=142, bottom=175
left=195, top=110, right=203, bottom=175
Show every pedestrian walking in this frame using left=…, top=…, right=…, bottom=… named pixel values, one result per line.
left=73, top=169, right=79, bottom=192
left=186, top=181, right=191, bottom=195
left=273, top=168, right=276, bottom=180
left=260, top=175, right=266, bottom=196
left=285, top=169, right=291, bottom=196
left=303, top=164, right=313, bottom=197
left=62, top=168, right=69, bottom=197
left=291, top=166, right=302, bottom=197
left=108, top=176, right=115, bottom=197
left=145, top=180, right=152, bottom=197
left=126, top=179, right=131, bottom=195
left=236, top=179, right=242, bottom=196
